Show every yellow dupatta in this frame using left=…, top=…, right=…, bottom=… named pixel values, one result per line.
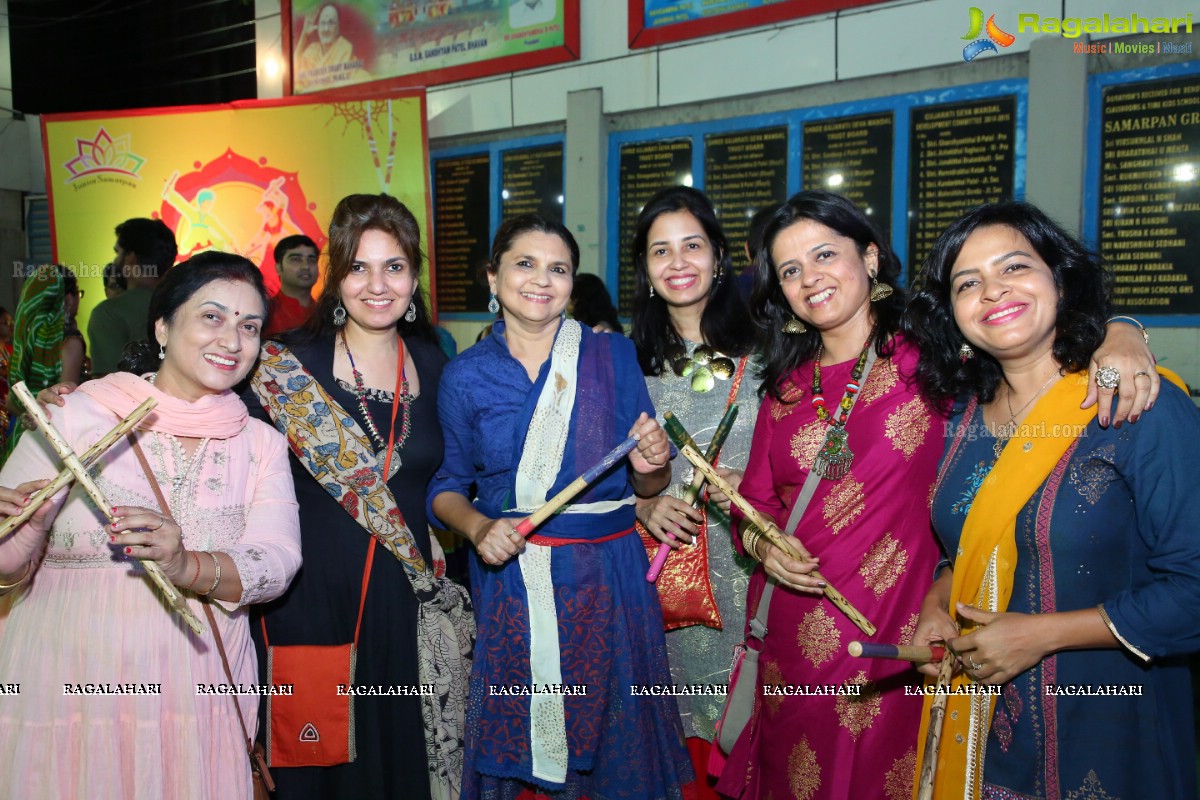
left=913, top=366, right=1187, bottom=799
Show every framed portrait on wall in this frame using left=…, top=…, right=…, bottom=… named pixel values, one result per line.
left=286, top=0, right=580, bottom=95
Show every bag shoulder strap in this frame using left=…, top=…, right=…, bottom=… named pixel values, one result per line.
left=747, top=345, right=879, bottom=642
left=126, top=432, right=268, bottom=786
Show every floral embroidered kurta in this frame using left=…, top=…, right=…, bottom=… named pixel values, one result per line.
left=932, top=383, right=1200, bottom=800
left=0, top=380, right=301, bottom=800
left=716, top=339, right=943, bottom=800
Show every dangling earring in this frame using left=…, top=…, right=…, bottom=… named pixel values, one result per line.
left=714, top=264, right=724, bottom=284
left=404, top=301, right=417, bottom=323
left=332, top=300, right=347, bottom=327
left=782, top=315, right=806, bottom=335
left=648, top=284, right=655, bottom=299
left=869, top=274, right=893, bottom=302
left=487, top=293, right=500, bottom=314
left=959, top=341, right=975, bottom=363
left=158, top=343, right=166, bottom=360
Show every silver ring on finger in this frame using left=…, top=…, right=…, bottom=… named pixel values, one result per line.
left=1134, top=370, right=1152, bottom=381
left=1095, top=365, right=1120, bottom=390
left=968, top=654, right=981, bottom=670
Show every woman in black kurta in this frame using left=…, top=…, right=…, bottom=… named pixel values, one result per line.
left=241, top=193, right=450, bottom=798
left=244, top=333, right=444, bottom=799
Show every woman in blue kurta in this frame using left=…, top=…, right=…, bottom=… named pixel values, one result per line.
left=430, top=214, right=693, bottom=800
left=906, top=201, right=1200, bottom=799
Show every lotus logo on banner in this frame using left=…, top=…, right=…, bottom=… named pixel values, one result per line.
left=63, top=128, right=145, bottom=182
left=961, top=7, right=1016, bottom=62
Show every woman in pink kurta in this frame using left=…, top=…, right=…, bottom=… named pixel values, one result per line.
left=0, top=252, right=301, bottom=800
left=716, top=192, right=942, bottom=800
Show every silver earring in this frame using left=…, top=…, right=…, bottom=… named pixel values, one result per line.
left=959, top=341, right=975, bottom=363
left=158, top=343, right=165, bottom=360
left=405, top=301, right=417, bottom=322
left=648, top=285, right=655, bottom=298
left=332, top=301, right=347, bottom=327
left=487, top=293, right=500, bottom=314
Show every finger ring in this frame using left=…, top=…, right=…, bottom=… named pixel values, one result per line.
left=1095, top=365, right=1120, bottom=390
left=968, top=654, right=981, bottom=670
left=1134, top=370, right=1151, bottom=380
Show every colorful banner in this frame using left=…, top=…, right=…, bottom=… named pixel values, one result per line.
left=289, top=0, right=578, bottom=94
left=41, top=91, right=431, bottom=335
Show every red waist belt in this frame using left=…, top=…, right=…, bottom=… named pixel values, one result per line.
left=526, top=526, right=634, bottom=547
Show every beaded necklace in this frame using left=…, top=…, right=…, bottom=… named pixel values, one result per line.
left=339, top=330, right=411, bottom=457
left=809, top=330, right=873, bottom=480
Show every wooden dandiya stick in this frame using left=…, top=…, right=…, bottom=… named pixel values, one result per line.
left=512, top=435, right=641, bottom=538
left=916, top=653, right=957, bottom=800
left=680, top=444, right=877, bottom=636
left=848, top=641, right=945, bottom=664
left=646, top=408, right=738, bottom=582
left=0, top=396, right=158, bottom=540
left=12, top=383, right=204, bottom=635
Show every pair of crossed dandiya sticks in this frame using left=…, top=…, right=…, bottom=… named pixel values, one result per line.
left=0, top=382, right=204, bottom=634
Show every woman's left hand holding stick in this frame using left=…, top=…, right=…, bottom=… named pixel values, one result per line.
left=108, top=506, right=191, bottom=585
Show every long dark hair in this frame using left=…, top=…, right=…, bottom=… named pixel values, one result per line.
left=904, top=201, right=1110, bottom=409
left=296, top=193, right=437, bottom=344
left=630, top=186, right=754, bottom=376
left=120, top=251, right=268, bottom=374
left=752, top=191, right=904, bottom=400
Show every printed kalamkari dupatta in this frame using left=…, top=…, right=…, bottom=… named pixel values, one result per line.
left=252, top=340, right=473, bottom=800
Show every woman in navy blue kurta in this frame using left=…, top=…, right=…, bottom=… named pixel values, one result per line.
left=906, top=201, right=1200, bottom=799
left=430, top=215, right=692, bottom=800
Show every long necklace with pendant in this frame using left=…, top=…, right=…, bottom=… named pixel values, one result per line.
left=340, top=330, right=411, bottom=466
left=810, top=334, right=873, bottom=481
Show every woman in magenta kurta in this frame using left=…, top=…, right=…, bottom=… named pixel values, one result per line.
left=716, top=192, right=942, bottom=800
left=0, top=253, right=301, bottom=800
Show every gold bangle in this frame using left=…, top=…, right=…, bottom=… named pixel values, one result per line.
left=741, top=525, right=763, bottom=561
left=0, top=562, right=32, bottom=595
left=198, top=552, right=221, bottom=596
left=1107, top=315, right=1149, bottom=344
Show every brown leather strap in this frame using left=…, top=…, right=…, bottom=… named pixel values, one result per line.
left=127, top=432, right=272, bottom=790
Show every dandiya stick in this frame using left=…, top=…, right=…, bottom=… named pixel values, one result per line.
left=916, top=653, right=957, bottom=800
left=848, top=641, right=945, bottom=664
left=646, top=407, right=738, bottom=582
left=512, top=435, right=641, bottom=538
left=680, top=444, right=877, bottom=636
left=12, top=383, right=204, bottom=635
left=0, top=396, right=157, bottom=540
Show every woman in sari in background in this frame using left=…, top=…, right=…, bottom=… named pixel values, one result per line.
left=5, top=265, right=67, bottom=460
left=430, top=214, right=693, bottom=800
left=907, top=201, right=1199, bottom=800
left=629, top=186, right=758, bottom=798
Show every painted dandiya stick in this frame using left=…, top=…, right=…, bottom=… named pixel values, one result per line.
left=512, top=434, right=641, bottom=538
left=680, top=444, right=877, bottom=636
left=646, top=407, right=739, bottom=582
left=0, top=396, right=157, bottom=540
left=848, top=641, right=946, bottom=664
left=916, top=653, right=957, bottom=800
left=12, top=383, right=204, bottom=635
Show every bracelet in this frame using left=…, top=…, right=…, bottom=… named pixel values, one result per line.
left=741, top=525, right=764, bottom=562
left=0, top=562, right=32, bottom=595
left=198, top=552, right=222, bottom=596
left=1107, top=315, right=1149, bottom=344
left=183, top=551, right=202, bottom=591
